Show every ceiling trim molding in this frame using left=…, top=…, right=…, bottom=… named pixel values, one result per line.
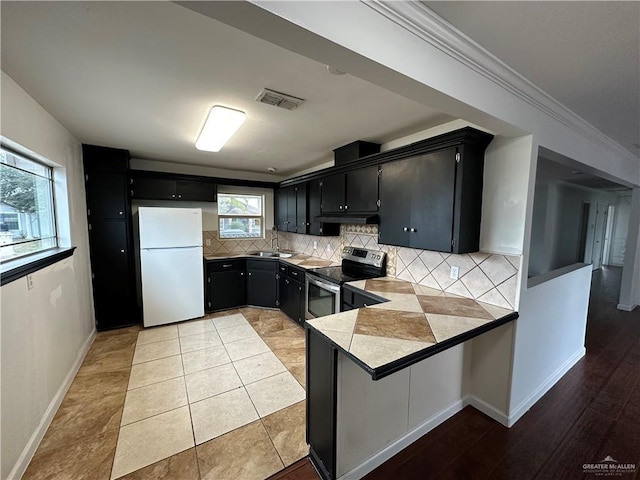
left=364, top=1, right=638, bottom=162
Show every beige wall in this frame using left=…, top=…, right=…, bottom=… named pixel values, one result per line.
left=0, top=71, right=95, bottom=479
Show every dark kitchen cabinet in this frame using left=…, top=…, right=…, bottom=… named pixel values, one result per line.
left=130, top=171, right=217, bottom=202
left=320, top=165, right=379, bottom=214
left=378, top=146, right=484, bottom=253
left=320, top=173, right=345, bottom=214
left=308, top=180, right=340, bottom=237
left=206, top=260, right=246, bottom=311
left=276, top=184, right=308, bottom=233
left=279, top=263, right=305, bottom=325
left=83, top=144, right=138, bottom=330
left=247, top=260, right=278, bottom=308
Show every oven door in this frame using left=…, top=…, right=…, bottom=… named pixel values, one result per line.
left=305, top=273, right=341, bottom=320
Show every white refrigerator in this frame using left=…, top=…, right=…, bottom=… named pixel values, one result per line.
left=139, top=207, right=204, bottom=327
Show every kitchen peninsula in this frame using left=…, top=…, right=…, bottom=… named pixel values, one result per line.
left=305, top=276, right=518, bottom=480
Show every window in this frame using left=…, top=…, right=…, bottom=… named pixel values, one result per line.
left=0, top=146, right=57, bottom=261
left=218, top=193, right=263, bottom=239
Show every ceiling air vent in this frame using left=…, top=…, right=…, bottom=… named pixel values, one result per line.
left=255, top=88, right=305, bottom=111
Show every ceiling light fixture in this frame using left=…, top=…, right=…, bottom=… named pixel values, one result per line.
left=196, top=106, right=246, bottom=152
left=267, top=167, right=277, bottom=173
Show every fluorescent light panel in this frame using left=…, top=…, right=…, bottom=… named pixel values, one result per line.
left=196, top=106, right=246, bottom=152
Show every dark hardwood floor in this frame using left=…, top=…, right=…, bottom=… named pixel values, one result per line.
left=277, top=267, right=640, bottom=480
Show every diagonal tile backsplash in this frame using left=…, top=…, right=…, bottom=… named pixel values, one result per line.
left=205, top=225, right=522, bottom=310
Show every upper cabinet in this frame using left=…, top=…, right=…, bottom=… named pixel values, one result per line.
left=308, top=180, right=340, bottom=236
left=130, top=171, right=217, bottom=202
left=320, top=165, right=379, bottom=214
left=379, top=145, right=485, bottom=254
left=276, top=184, right=309, bottom=233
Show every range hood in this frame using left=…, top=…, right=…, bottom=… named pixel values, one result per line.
left=314, top=213, right=379, bottom=224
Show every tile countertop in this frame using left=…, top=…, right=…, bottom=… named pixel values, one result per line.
left=306, top=276, right=519, bottom=380
left=203, top=252, right=339, bottom=270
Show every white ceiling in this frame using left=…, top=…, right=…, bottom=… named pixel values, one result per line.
left=2, top=2, right=638, bottom=181
left=425, top=1, right=640, bottom=158
left=0, top=1, right=448, bottom=177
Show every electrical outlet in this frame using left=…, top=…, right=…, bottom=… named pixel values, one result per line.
left=27, top=274, right=34, bottom=290
left=313, top=240, right=318, bottom=250
left=205, top=238, right=211, bottom=246
left=450, top=266, right=459, bottom=280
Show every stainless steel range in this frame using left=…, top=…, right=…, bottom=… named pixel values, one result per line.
left=305, top=246, right=387, bottom=320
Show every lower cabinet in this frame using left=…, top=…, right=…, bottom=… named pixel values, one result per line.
left=247, top=260, right=278, bottom=308
left=205, top=259, right=303, bottom=320
left=206, top=260, right=246, bottom=311
left=279, top=264, right=305, bottom=325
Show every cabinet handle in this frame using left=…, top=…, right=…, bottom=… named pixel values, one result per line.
left=240, top=272, right=244, bottom=276
left=119, top=211, right=123, bottom=215
left=171, top=194, right=176, bottom=198
left=339, top=205, right=343, bottom=210
left=344, top=205, right=349, bottom=210
left=248, top=272, right=252, bottom=276
left=285, top=279, right=289, bottom=284
left=403, top=227, right=409, bottom=232
left=223, top=264, right=232, bottom=268
left=410, top=228, right=417, bottom=233
left=364, top=303, right=368, bottom=307
left=178, top=194, right=182, bottom=199
left=291, top=271, right=298, bottom=277
left=120, top=249, right=125, bottom=253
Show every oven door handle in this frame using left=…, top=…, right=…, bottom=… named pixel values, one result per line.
left=306, top=274, right=341, bottom=294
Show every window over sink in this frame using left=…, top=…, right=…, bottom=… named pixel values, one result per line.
left=218, top=193, right=264, bottom=239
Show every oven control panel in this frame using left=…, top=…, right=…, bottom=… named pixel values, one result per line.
left=342, top=246, right=386, bottom=268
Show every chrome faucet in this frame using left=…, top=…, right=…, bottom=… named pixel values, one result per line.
left=270, top=226, right=279, bottom=252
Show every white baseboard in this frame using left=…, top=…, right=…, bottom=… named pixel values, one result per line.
left=616, top=303, right=637, bottom=312
left=7, top=330, right=96, bottom=480
left=506, top=347, right=585, bottom=427
left=338, top=399, right=465, bottom=480
left=465, top=395, right=509, bottom=426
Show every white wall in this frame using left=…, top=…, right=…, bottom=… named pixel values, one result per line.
left=480, top=135, right=534, bottom=255
left=508, top=264, right=591, bottom=424
left=609, top=192, right=632, bottom=266
left=0, top=71, right=95, bottom=479
left=618, top=188, right=640, bottom=310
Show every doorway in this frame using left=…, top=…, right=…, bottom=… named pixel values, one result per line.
left=591, top=202, right=608, bottom=270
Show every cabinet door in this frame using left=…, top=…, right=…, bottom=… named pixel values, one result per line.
left=410, top=150, right=456, bottom=252
left=86, top=172, right=127, bottom=219
left=176, top=180, right=216, bottom=202
left=308, top=181, right=340, bottom=237
left=286, top=186, right=297, bottom=233
left=247, top=270, right=278, bottom=307
left=89, top=219, right=136, bottom=329
left=321, top=174, right=345, bottom=213
left=378, top=159, right=412, bottom=247
left=296, top=280, right=306, bottom=325
left=211, top=270, right=245, bottom=310
left=295, top=183, right=308, bottom=234
left=131, top=177, right=176, bottom=200
left=276, top=188, right=289, bottom=232
left=345, top=165, right=378, bottom=212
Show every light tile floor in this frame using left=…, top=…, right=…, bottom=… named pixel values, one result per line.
left=23, top=308, right=308, bottom=480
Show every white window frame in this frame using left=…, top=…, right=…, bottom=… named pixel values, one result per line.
left=217, top=192, right=265, bottom=240
left=0, top=145, right=58, bottom=262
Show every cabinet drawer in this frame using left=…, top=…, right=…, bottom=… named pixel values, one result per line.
left=247, top=259, right=278, bottom=272
left=208, top=259, right=246, bottom=272
left=287, top=265, right=305, bottom=281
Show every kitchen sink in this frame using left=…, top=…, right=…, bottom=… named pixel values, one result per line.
left=249, top=251, right=293, bottom=258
